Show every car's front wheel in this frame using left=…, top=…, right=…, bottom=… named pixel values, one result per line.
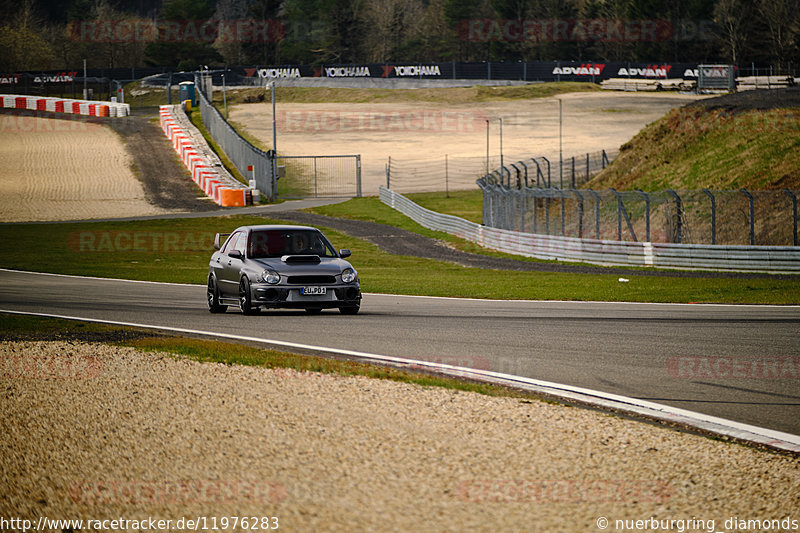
left=239, top=277, right=259, bottom=315
left=207, top=276, right=227, bottom=314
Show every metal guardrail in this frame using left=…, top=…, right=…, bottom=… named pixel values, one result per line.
left=379, top=187, right=800, bottom=274
left=195, top=75, right=276, bottom=201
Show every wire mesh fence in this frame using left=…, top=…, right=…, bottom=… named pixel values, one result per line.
left=479, top=181, right=799, bottom=246
left=276, top=155, right=361, bottom=198
left=386, top=150, right=617, bottom=194
left=385, top=155, right=492, bottom=194
left=196, top=74, right=276, bottom=200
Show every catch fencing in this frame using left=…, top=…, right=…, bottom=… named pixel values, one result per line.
left=196, top=74, right=276, bottom=200
left=277, top=155, right=361, bottom=198
left=386, top=150, right=616, bottom=193
left=379, top=187, right=800, bottom=273
left=479, top=179, right=800, bottom=247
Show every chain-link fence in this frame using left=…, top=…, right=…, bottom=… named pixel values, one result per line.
left=196, top=74, right=276, bottom=200
left=479, top=180, right=799, bottom=246
left=385, top=150, right=617, bottom=194
left=276, top=155, right=361, bottom=198
left=386, top=155, right=490, bottom=193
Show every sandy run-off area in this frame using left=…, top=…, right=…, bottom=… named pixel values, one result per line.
left=3, top=341, right=799, bottom=532
left=0, top=113, right=170, bottom=222
left=230, top=91, right=707, bottom=194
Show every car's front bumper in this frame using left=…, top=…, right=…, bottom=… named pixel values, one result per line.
left=251, top=283, right=361, bottom=309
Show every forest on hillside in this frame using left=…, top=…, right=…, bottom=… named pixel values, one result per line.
left=0, top=0, right=797, bottom=73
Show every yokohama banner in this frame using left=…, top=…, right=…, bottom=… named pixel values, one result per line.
left=232, top=61, right=701, bottom=83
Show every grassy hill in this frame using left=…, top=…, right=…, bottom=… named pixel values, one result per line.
left=587, top=88, right=800, bottom=191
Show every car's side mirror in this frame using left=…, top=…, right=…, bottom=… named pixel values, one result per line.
left=213, top=233, right=229, bottom=251
left=228, top=250, right=243, bottom=259
left=339, top=249, right=351, bottom=258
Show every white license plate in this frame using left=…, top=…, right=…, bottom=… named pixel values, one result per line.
left=301, top=286, right=326, bottom=295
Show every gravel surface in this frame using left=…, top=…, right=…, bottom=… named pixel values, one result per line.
left=2, top=341, right=798, bottom=532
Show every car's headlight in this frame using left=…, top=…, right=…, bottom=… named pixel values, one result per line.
left=259, top=269, right=281, bottom=284
left=341, top=268, right=357, bottom=283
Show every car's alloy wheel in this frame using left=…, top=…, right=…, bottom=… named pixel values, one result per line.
left=207, top=276, right=227, bottom=313
left=239, top=277, right=258, bottom=315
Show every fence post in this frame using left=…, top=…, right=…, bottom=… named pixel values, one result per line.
left=666, top=189, right=683, bottom=243
left=702, top=189, right=716, bottom=244
left=586, top=152, right=590, bottom=183
left=610, top=188, right=637, bottom=242
left=569, top=156, right=574, bottom=189
left=532, top=158, right=542, bottom=188
left=635, top=189, right=651, bottom=242
left=559, top=189, right=565, bottom=237
left=511, top=163, right=521, bottom=189
left=386, top=156, right=391, bottom=189
left=741, top=189, right=755, bottom=245
left=602, top=149, right=609, bottom=168
left=572, top=190, right=584, bottom=238
left=611, top=188, right=623, bottom=240
left=588, top=189, right=601, bottom=239
left=541, top=157, right=551, bottom=187
left=356, top=154, right=362, bottom=197
left=531, top=189, right=538, bottom=234
left=785, top=189, right=798, bottom=246
left=545, top=197, right=550, bottom=235
left=519, top=160, right=529, bottom=187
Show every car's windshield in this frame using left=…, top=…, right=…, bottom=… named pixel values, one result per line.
left=248, top=229, right=336, bottom=258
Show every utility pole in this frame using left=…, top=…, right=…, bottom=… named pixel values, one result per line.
left=485, top=119, right=490, bottom=178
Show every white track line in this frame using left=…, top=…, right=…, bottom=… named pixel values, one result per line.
left=2, top=307, right=799, bottom=453
left=3, top=269, right=799, bottom=308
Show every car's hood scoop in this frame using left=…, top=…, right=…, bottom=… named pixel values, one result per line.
left=281, top=254, right=321, bottom=264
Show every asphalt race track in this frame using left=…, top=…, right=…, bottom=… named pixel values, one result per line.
left=2, top=269, right=799, bottom=437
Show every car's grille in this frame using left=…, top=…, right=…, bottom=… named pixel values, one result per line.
left=287, top=275, right=336, bottom=284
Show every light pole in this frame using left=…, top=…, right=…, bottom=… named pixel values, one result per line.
left=485, top=119, right=490, bottom=178
left=558, top=98, right=563, bottom=189
left=499, top=117, right=504, bottom=181
left=268, top=81, right=278, bottom=201
left=222, top=73, right=227, bottom=118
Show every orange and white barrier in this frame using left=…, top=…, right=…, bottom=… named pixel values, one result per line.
left=0, top=94, right=129, bottom=117
left=159, top=105, right=250, bottom=208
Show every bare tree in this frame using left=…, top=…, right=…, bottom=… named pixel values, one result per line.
left=713, top=0, right=751, bottom=64
left=758, top=0, right=800, bottom=68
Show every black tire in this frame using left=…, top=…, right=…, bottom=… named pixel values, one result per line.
left=339, top=305, right=360, bottom=315
left=305, top=308, right=323, bottom=315
left=207, top=276, right=227, bottom=314
left=239, top=277, right=259, bottom=315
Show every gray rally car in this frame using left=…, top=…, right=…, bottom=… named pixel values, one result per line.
left=207, top=225, right=361, bottom=315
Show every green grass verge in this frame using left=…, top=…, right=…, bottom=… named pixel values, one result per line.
left=588, top=107, right=800, bottom=191
left=0, top=313, right=527, bottom=399
left=0, top=214, right=798, bottom=303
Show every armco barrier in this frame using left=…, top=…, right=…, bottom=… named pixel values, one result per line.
left=159, top=105, right=249, bottom=207
left=0, top=94, right=128, bottom=117
left=379, top=187, right=800, bottom=274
